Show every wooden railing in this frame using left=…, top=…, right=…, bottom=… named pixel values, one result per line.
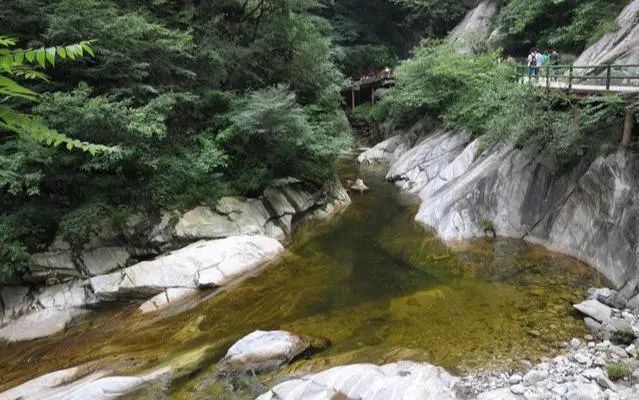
left=515, top=64, right=639, bottom=93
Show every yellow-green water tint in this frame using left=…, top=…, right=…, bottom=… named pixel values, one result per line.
left=0, top=160, right=604, bottom=399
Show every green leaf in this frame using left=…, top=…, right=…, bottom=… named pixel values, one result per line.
left=56, top=47, right=67, bottom=59
left=13, top=52, right=24, bottom=65
left=25, top=51, right=35, bottom=62
left=35, top=50, right=46, bottom=68
left=65, top=46, right=76, bottom=60
left=45, top=47, right=56, bottom=66
left=80, top=42, right=94, bottom=57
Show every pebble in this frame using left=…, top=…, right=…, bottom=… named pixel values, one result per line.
left=509, top=374, right=522, bottom=385
left=466, top=289, right=639, bottom=400
left=510, top=384, right=525, bottom=394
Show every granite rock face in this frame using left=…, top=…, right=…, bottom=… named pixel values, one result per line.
left=574, top=0, right=639, bottom=67
left=366, top=127, right=639, bottom=297
left=449, top=0, right=501, bottom=51
left=0, top=180, right=350, bottom=341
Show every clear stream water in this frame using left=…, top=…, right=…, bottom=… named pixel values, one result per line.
left=0, top=160, right=604, bottom=399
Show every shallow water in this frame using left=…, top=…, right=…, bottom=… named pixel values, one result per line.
left=0, top=160, right=604, bottom=398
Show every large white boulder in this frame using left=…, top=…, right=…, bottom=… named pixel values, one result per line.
left=90, top=236, right=283, bottom=301
left=0, top=365, right=169, bottom=400
left=256, top=361, right=459, bottom=400
left=220, top=330, right=309, bottom=373
left=0, top=308, right=85, bottom=342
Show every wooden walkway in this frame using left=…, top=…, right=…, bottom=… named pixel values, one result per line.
left=517, top=64, right=639, bottom=95
left=524, top=79, right=639, bottom=94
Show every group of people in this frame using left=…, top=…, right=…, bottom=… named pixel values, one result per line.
left=527, top=48, right=561, bottom=77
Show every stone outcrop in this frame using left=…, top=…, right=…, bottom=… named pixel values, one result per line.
left=0, top=236, right=283, bottom=342
left=175, top=181, right=349, bottom=242
left=449, top=0, right=501, bottom=51
left=220, top=330, right=310, bottom=373
left=574, top=0, right=639, bottom=67
left=256, top=361, right=459, bottom=400
left=90, top=236, right=283, bottom=302
left=0, top=180, right=349, bottom=341
left=361, top=130, right=639, bottom=298
left=24, top=181, right=349, bottom=286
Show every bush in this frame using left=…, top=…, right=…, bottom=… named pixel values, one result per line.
left=606, top=362, right=631, bottom=381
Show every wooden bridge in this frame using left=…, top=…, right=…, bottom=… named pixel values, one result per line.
left=516, top=64, right=639, bottom=95
left=344, top=71, right=395, bottom=111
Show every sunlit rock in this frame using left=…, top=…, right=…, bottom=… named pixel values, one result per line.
left=256, top=361, right=459, bottom=400
left=220, top=330, right=309, bottom=373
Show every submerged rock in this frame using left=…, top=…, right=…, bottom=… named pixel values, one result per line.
left=220, top=330, right=310, bottom=373
left=350, top=179, right=369, bottom=193
left=256, top=361, right=459, bottom=400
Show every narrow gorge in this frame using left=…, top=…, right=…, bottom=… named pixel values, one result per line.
left=2, top=1, right=639, bottom=400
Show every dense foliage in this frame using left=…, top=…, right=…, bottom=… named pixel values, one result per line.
left=0, top=0, right=350, bottom=279
left=497, top=0, right=628, bottom=55
left=319, top=0, right=471, bottom=77
left=378, top=41, right=627, bottom=166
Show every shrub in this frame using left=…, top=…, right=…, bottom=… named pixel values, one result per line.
left=606, top=362, right=631, bottom=381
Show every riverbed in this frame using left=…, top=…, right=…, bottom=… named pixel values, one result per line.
left=0, top=160, right=604, bottom=399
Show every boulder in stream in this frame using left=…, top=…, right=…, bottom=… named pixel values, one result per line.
left=220, top=330, right=310, bottom=373
left=90, top=235, right=284, bottom=302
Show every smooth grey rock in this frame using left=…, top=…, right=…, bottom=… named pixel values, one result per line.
left=256, top=361, right=459, bottom=400
left=175, top=206, right=241, bottom=238
left=263, top=188, right=296, bottom=217
left=589, top=288, right=628, bottom=309
left=90, top=236, right=283, bottom=301
left=449, top=0, right=500, bottom=51
left=0, top=308, right=85, bottom=342
left=479, top=388, right=519, bottom=399
left=523, top=369, right=548, bottom=386
left=387, top=129, right=471, bottom=194
left=0, top=364, right=170, bottom=400
left=350, top=179, right=369, bottom=193
left=564, top=382, right=602, bottom=400
left=574, top=300, right=614, bottom=324
left=80, top=246, right=130, bottom=276
left=138, top=288, right=199, bottom=314
left=510, top=384, right=526, bottom=395
left=357, top=134, right=416, bottom=165
left=509, top=374, right=523, bottom=385
left=574, top=1, right=639, bottom=67
left=220, top=330, right=309, bottom=373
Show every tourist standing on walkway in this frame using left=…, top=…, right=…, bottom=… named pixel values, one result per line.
left=528, top=48, right=537, bottom=78
left=535, top=49, right=544, bottom=79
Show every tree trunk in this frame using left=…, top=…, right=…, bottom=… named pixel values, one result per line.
left=622, top=107, right=634, bottom=146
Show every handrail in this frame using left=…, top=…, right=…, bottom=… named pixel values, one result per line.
left=515, top=63, right=639, bottom=93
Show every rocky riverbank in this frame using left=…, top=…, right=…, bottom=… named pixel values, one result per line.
left=358, top=128, right=639, bottom=303
left=254, top=288, right=639, bottom=400
left=0, top=180, right=351, bottom=342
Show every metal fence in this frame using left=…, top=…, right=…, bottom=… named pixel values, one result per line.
left=515, top=64, right=639, bottom=93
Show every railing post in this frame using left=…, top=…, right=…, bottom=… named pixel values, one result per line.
left=568, top=65, right=573, bottom=91
left=606, top=64, right=611, bottom=91
left=546, top=66, right=550, bottom=91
